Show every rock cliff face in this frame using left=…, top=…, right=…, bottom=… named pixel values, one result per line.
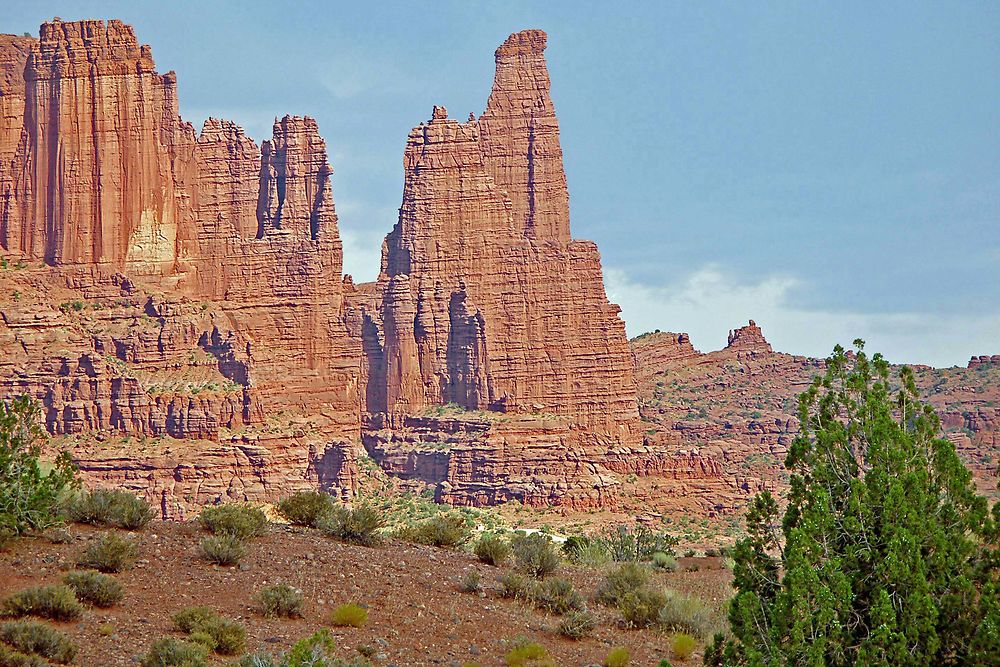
left=0, top=19, right=358, bottom=512
left=0, top=20, right=643, bottom=515
left=367, top=30, right=637, bottom=433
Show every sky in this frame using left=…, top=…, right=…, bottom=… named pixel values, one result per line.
left=6, top=1, right=998, bottom=367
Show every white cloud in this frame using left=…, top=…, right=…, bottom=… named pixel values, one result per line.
left=605, top=265, right=1000, bottom=368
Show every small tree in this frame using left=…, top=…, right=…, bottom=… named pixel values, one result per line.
left=707, top=342, right=1000, bottom=666
left=0, top=396, right=77, bottom=537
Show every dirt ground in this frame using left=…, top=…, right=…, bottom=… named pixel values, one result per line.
left=0, top=522, right=733, bottom=666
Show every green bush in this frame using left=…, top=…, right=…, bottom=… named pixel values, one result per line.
left=329, top=603, right=367, bottom=628
left=62, top=570, right=124, bottom=607
left=598, top=523, right=678, bottom=562
left=1, top=585, right=83, bottom=621
left=77, top=532, right=138, bottom=572
left=0, top=620, right=76, bottom=663
left=139, top=637, right=210, bottom=667
left=316, top=506, right=384, bottom=546
left=671, top=633, right=697, bottom=661
left=565, top=538, right=611, bottom=569
left=595, top=562, right=649, bottom=607
left=397, top=514, right=470, bottom=548
left=603, top=646, right=631, bottom=667
left=0, top=643, right=49, bottom=666
left=200, top=534, right=247, bottom=566
left=0, top=396, right=78, bottom=537
left=460, top=570, right=482, bottom=593
left=171, top=607, right=246, bottom=656
left=199, top=503, right=267, bottom=539
left=657, top=589, right=720, bottom=639
left=497, top=572, right=533, bottom=600
left=652, top=551, right=678, bottom=571
left=504, top=639, right=554, bottom=667
left=557, top=609, right=596, bottom=640
left=255, top=584, right=303, bottom=618
left=66, top=489, right=154, bottom=530
left=277, top=491, right=334, bottom=527
left=473, top=533, right=511, bottom=565
left=532, top=578, right=583, bottom=615
left=619, top=588, right=667, bottom=628
left=511, top=533, right=559, bottom=578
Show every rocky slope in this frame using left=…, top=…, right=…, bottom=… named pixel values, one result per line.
left=632, top=322, right=1000, bottom=511
left=0, top=19, right=645, bottom=515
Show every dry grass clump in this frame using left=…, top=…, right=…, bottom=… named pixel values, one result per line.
left=658, top=589, right=723, bottom=639
left=474, top=533, right=511, bottom=566
left=328, top=603, right=368, bottom=628
left=77, top=532, right=138, bottom=573
left=0, top=620, right=76, bottom=664
left=199, top=534, right=247, bottom=566
left=255, top=584, right=303, bottom=618
left=65, top=489, right=155, bottom=530
left=0, top=642, right=50, bottom=666
left=62, top=570, right=123, bottom=608
left=511, top=533, right=559, bottom=578
left=504, top=638, right=554, bottom=667
left=532, top=578, right=583, bottom=615
left=139, top=637, right=209, bottom=667
left=603, top=646, right=631, bottom=667
left=670, top=633, right=697, bottom=661
left=557, top=610, right=597, bottom=640
left=316, top=505, right=384, bottom=546
left=1, top=585, right=83, bottom=621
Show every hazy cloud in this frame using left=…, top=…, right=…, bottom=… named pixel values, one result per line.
left=605, top=265, right=1000, bottom=368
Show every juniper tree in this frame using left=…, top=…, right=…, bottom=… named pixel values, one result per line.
left=707, top=341, right=1000, bottom=666
left=0, top=396, right=77, bottom=538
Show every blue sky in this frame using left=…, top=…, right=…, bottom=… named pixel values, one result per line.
left=7, top=1, right=998, bottom=366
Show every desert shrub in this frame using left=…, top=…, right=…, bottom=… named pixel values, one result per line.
left=277, top=491, right=333, bottom=527
left=199, top=503, right=267, bottom=539
left=0, top=396, right=78, bottom=537
left=473, top=533, right=511, bottom=565
left=139, top=637, right=210, bottom=667
left=316, top=506, right=384, bottom=546
left=532, top=578, right=582, bottom=615
left=77, top=532, right=137, bottom=572
left=66, top=489, right=154, bottom=530
left=255, top=584, right=303, bottom=618
left=557, top=609, right=596, bottom=640
left=459, top=570, right=482, bottom=593
left=497, top=572, right=534, bottom=600
left=652, top=551, right=678, bottom=571
left=671, top=633, right=697, bottom=661
left=1, top=585, right=82, bottom=621
left=511, top=533, right=559, bottom=578
left=0, top=643, right=49, bottom=667
left=683, top=549, right=695, bottom=558
left=595, top=562, right=649, bottom=607
left=171, top=606, right=246, bottom=656
left=329, top=603, right=367, bottom=628
left=504, top=639, right=554, bottom=667
left=62, top=570, right=124, bottom=607
left=200, top=534, right=247, bottom=565
left=397, top=514, right=469, bottom=548
left=620, top=588, right=667, bottom=628
left=0, top=620, right=76, bottom=663
left=657, top=589, right=720, bottom=639
left=598, top=523, right=678, bottom=562
left=603, top=646, right=630, bottom=667
left=567, top=540, right=611, bottom=569
left=658, top=661, right=674, bottom=667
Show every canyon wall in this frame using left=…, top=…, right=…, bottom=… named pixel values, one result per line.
left=0, top=20, right=644, bottom=514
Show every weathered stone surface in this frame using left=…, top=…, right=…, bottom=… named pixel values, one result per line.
left=364, top=29, right=638, bottom=437
left=726, top=320, right=772, bottom=355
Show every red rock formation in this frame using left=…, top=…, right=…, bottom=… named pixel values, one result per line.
left=968, top=355, right=1000, bottom=368
left=726, top=320, right=772, bottom=355
left=367, top=30, right=638, bottom=439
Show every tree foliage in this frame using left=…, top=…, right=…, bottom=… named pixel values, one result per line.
left=708, top=342, right=1000, bottom=666
left=0, top=396, right=77, bottom=538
